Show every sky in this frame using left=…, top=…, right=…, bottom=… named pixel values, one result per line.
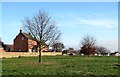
left=1, top=0, right=119, bottom=2
left=1, top=2, right=118, bottom=51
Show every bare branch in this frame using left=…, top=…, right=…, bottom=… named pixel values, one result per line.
left=81, top=35, right=96, bottom=46
left=22, top=10, right=61, bottom=43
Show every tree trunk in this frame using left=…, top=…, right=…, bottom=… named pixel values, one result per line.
left=38, top=45, right=42, bottom=63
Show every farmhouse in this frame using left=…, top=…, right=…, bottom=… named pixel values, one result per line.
left=14, top=30, right=48, bottom=52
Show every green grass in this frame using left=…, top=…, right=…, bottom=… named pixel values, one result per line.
left=2, top=56, right=120, bottom=76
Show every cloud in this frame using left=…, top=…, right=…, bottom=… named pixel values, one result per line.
left=76, top=17, right=118, bottom=29
left=57, top=12, right=118, bottom=30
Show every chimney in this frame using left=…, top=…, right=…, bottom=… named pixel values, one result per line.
left=29, top=33, right=31, bottom=35
left=20, top=29, right=22, bottom=33
left=0, top=38, right=1, bottom=42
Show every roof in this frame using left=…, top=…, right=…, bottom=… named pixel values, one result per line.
left=19, top=30, right=34, bottom=40
left=6, top=44, right=14, bottom=49
left=22, top=33, right=47, bottom=45
left=18, top=30, right=47, bottom=45
left=22, top=33, right=34, bottom=40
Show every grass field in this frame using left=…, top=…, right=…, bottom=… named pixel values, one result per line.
left=2, top=56, right=120, bottom=76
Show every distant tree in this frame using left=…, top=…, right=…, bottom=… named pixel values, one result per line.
left=68, top=48, right=74, bottom=50
left=68, top=48, right=75, bottom=55
left=51, top=41, right=64, bottom=52
left=96, top=46, right=110, bottom=55
left=22, top=10, right=61, bottom=63
left=80, top=35, right=96, bottom=55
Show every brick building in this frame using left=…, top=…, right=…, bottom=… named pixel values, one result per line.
left=14, top=30, right=48, bottom=52
left=14, top=30, right=37, bottom=52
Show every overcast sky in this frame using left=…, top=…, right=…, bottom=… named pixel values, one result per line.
left=1, top=2, right=118, bottom=51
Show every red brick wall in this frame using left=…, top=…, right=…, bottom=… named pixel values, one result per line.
left=14, top=33, right=28, bottom=51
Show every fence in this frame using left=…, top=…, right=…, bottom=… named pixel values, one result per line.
left=0, top=49, right=62, bottom=58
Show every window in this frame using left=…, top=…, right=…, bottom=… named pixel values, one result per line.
left=22, top=37, right=24, bottom=40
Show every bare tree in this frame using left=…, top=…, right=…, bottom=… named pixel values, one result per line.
left=80, top=35, right=96, bottom=55
left=22, top=10, right=61, bottom=63
left=51, top=41, right=64, bottom=52
left=81, top=35, right=96, bottom=47
left=96, top=46, right=110, bottom=55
